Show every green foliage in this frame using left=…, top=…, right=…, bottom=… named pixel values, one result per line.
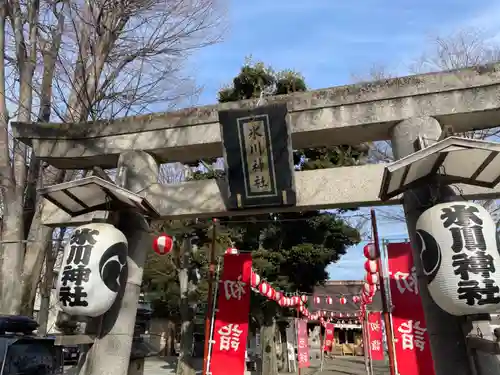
left=143, top=220, right=234, bottom=322
left=219, top=58, right=369, bottom=170
left=143, top=252, right=181, bottom=320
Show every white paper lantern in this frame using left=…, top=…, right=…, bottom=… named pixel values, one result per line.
left=56, top=223, right=128, bottom=317
left=416, top=201, right=500, bottom=315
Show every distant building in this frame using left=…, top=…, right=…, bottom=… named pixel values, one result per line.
left=310, top=280, right=382, bottom=355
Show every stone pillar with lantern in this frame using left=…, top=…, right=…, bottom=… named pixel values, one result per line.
left=381, top=121, right=500, bottom=375
left=40, top=150, right=170, bottom=375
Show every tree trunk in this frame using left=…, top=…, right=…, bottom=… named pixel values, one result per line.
left=176, top=238, right=197, bottom=375
left=261, top=310, right=278, bottom=375
left=37, top=241, right=55, bottom=335
left=20, top=191, right=63, bottom=316
left=38, top=228, right=63, bottom=335
left=18, top=9, right=66, bottom=316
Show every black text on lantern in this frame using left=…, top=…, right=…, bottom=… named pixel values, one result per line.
left=441, top=204, right=500, bottom=306
left=59, top=228, right=99, bottom=307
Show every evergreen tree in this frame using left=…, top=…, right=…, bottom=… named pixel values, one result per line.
left=214, top=59, right=363, bottom=374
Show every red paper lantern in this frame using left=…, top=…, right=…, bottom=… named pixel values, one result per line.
left=363, top=283, right=376, bottom=296
left=301, top=295, right=308, bottom=303
left=292, top=296, right=300, bottom=306
left=326, top=296, right=333, bottom=305
left=250, top=271, right=260, bottom=288
left=153, top=234, right=173, bottom=255
left=364, top=259, right=378, bottom=273
left=274, top=291, right=282, bottom=302
left=225, top=247, right=239, bottom=255
left=365, top=272, right=379, bottom=285
left=259, top=281, right=269, bottom=295
left=267, top=287, right=275, bottom=300
left=362, top=293, right=373, bottom=304
left=363, top=243, right=378, bottom=260
left=339, top=296, right=347, bottom=305
left=352, top=296, right=361, bottom=303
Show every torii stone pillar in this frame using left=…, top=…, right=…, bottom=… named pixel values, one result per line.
left=391, top=116, right=473, bottom=375
left=79, top=150, right=158, bottom=375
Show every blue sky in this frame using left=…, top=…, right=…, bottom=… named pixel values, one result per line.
left=187, top=0, right=500, bottom=104
left=184, top=0, right=500, bottom=279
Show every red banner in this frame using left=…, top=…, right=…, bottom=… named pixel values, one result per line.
left=387, top=242, right=435, bottom=375
left=367, top=312, right=384, bottom=360
left=323, top=323, right=335, bottom=352
left=210, top=253, right=252, bottom=375
left=296, top=319, right=310, bottom=368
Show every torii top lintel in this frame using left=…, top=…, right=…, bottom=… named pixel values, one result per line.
left=11, top=63, right=500, bottom=170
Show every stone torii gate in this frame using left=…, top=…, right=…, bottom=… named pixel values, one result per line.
left=12, top=63, right=500, bottom=375
left=13, top=64, right=500, bottom=227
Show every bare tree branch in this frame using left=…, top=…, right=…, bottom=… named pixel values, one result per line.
left=353, top=27, right=500, bottom=225
left=0, top=0, right=225, bottom=315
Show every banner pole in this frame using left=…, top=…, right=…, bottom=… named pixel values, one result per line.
left=366, top=311, right=375, bottom=375
left=362, top=315, right=371, bottom=375
left=371, top=209, right=397, bottom=375
left=382, top=241, right=399, bottom=373
left=205, top=256, right=221, bottom=375
left=319, top=324, right=325, bottom=373
left=203, top=219, right=218, bottom=375
left=296, top=309, right=301, bottom=375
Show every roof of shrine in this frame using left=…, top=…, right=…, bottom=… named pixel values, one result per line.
left=311, top=280, right=382, bottom=314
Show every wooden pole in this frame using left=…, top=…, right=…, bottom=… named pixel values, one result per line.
left=319, top=324, right=325, bottom=373
left=367, top=310, right=375, bottom=375
left=370, top=208, right=397, bottom=375
left=205, top=257, right=221, bottom=374
left=202, top=219, right=217, bottom=375
left=296, top=309, right=301, bottom=375
left=362, top=314, right=371, bottom=375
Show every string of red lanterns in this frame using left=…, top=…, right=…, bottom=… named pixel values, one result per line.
left=152, top=240, right=364, bottom=324
left=359, top=242, right=380, bottom=318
